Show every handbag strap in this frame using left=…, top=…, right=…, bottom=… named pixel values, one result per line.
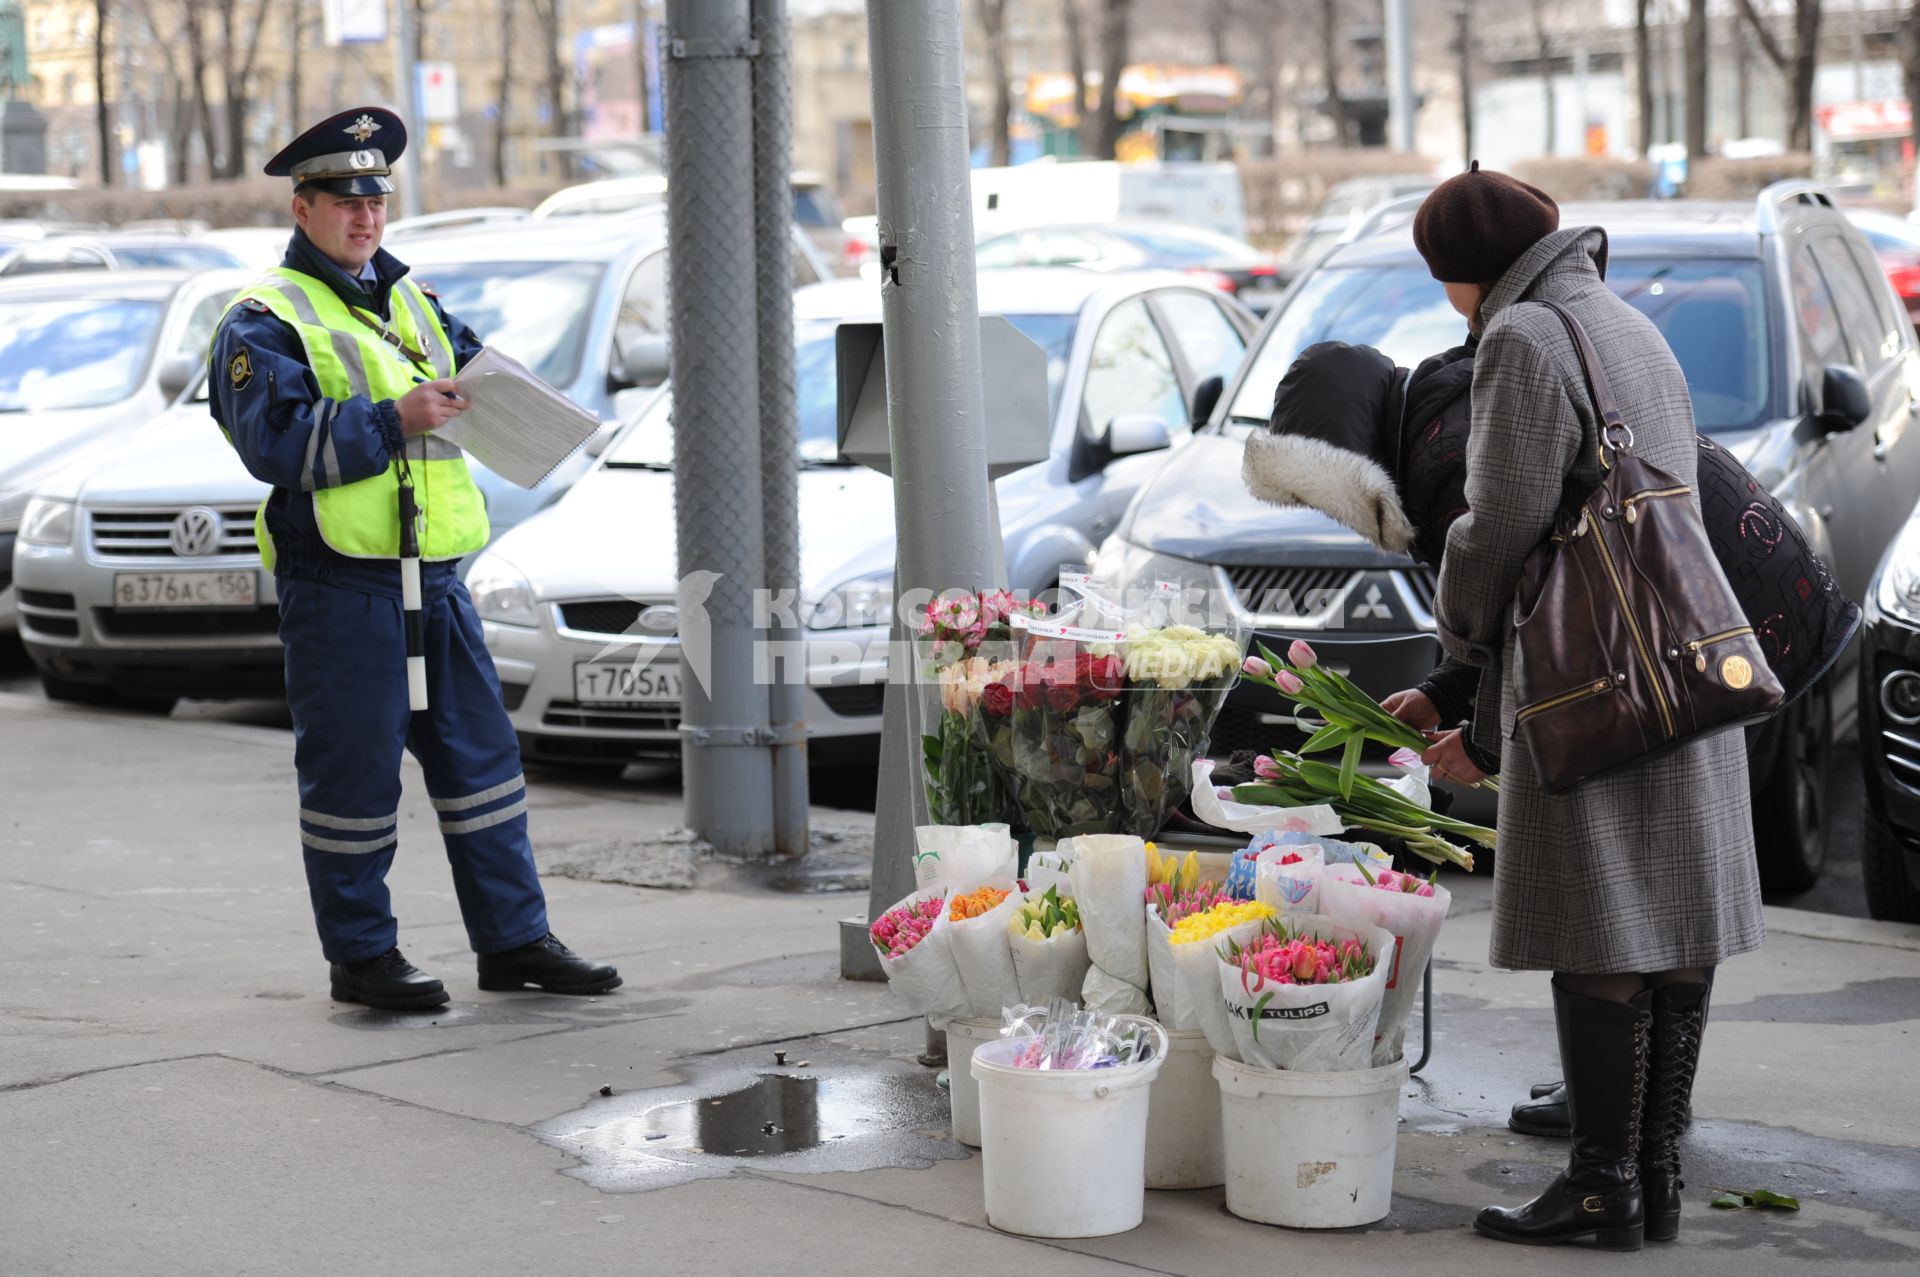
left=1534, top=299, right=1635, bottom=462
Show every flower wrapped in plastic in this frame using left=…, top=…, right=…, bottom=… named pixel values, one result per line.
left=1007, top=886, right=1091, bottom=1005
left=1119, top=624, right=1246, bottom=837
left=1319, top=863, right=1452, bottom=1066
left=916, top=590, right=1045, bottom=826
left=870, top=887, right=971, bottom=1027
left=979, top=620, right=1128, bottom=838
left=1144, top=882, right=1273, bottom=1052
left=1216, top=915, right=1398, bottom=1071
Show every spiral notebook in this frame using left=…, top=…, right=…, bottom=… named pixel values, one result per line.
left=436, top=347, right=601, bottom=489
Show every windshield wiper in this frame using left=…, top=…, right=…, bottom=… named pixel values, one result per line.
left=604, top=459, right=672, bottom=471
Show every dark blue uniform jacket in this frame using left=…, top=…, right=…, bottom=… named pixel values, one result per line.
left=209, top=228, right=484, bottom=596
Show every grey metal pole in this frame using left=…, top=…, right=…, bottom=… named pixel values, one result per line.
left=1383, top=0, right=1415, bottom=155
left=858, top=0, right=1001, bottom=928
left=389, top=0, right=425, bottom=219
left=665, top=0, right=776, bottom=857
left=752, top=0, right=809, bottom=858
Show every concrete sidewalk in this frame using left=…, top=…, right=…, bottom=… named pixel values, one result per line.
left=2, top=690, right=1918, bottom=1276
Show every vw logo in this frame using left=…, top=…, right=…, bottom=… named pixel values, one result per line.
left=169, top=507, right=222, bottom=558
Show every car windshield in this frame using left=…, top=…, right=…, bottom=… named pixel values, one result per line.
left=110, top=242, right=246, bottom=270
left=0, top=296, right=166, bottom=412
left=607, top=311, right=1079, bottom=468
left=408, top=260, right=604, bottom=386
left=1226, top=258, right=1776, bottom=434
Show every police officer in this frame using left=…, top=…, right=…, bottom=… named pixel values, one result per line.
left=209, top=108, right=619, bottom=1010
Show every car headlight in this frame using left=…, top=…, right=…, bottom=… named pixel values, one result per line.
left=17, top=497, right=75, bottom=547
left=1091, top=537, right=1226, bottom=618
left=1878, top=517, right=1920, bottom=625
left=467, top=558, right=542, bottom=627
left=807, top=571, right=894, bottom=631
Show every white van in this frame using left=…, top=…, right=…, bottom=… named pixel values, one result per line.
left=971, top=160, right=1247, bottom=241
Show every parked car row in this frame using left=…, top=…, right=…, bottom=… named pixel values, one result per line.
left=11, top=182, right=1920, bottom=923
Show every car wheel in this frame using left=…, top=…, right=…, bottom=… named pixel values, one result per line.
left=1751, top=680, right=1833, bottom=893
left=38, top=673, right=174, bottom=714
left=1862, top=808, right=1920, bottom=923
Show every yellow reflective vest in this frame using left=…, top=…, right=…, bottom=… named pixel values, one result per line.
left=219, top=267, right=489, bottom=569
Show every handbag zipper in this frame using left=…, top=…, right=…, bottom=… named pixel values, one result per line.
left=1620, top=484, right=1691, bottom=524
left=1677, top=626, right=1754, bottom=673
left=1586, top=498, right=1677, bottom=740
left=1516, top=678, right=1613, bottom=724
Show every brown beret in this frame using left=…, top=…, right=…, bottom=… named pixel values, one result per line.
left=1412, top=161, right=1560, bottom=284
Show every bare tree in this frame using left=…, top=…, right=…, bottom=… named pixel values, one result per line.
left=978, top=0, right=1014, bottom=167
left=1207, top=0, right=1237, bottom=66
left=1733, top=8, right=1752, bottom=139
left=136, top=2, right=193, bottom=183
left=529, top=0, right=572, bottom=179
left=1455, top=3, right=1473, bottom=164
left=1061, top=0, right=1093, bottom=154
left=93, top=0, right=113, bottom=187
left=1685, top=0, right=1707, bottom=159
left=1734, top=0, right=1823, bottom=152
left=185, top=2, right=217, bottom=180
left=496, top=0, right=520, bottom=186
left=1319, top=0, right=1348, bottom=146
left=1636, top=0, right=1653, bottom=154
left=633, top=0, right=651, bottom=134
left=213, top=0, right=275, bottom=179
left=1092, top=0, right=1133, bottom=159
left=1905, top=2, right=1920, bottom=180
left=1531, top=0, right=1555, bottom=155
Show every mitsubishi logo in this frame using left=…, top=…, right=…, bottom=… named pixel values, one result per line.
left=1351, top=583, right=1393, bottom=621
left=169, top=507, right=222, bottom=558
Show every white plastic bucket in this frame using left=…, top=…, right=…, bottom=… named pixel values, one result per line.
left=944, top=1015, right=1001, bottom=1147
left=1214, top=1053, right=1410, bottom=1229
left=971, top=1033, right=1167, bottom=1238
left=1145, top=1029, right=1223, bottom=1190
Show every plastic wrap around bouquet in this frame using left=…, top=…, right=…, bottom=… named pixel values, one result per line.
left=1118, top=624, right=1247, bottom=838
left=976, top=615, right=1130, bottom=838
left=1216, top=915, right=1398, bottom=1071
left=917, top=591, right=1046, bottom=826
left=1319, top=863, right=1452, bottom=1066
left=1007, top=886, right=1091, bottom=1006
left=870, top=887, right=972, bottom=1028
left=1064, top=834, right=1153, bottom=1015
left=1144, top=885, right=1274, bottom=1054
left=873, top=825, right=1022, bottom=1024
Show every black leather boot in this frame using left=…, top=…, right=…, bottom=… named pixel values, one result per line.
left=1475, top=980, right=1651, bottom=1251
left=329, top=947, right=450, bottom=1011
left=1642, top=981, right=1711, bottom=1242
left=477, top=933, right=622, bottom=995
left=1513, top=1079, right=1692, bottom=1139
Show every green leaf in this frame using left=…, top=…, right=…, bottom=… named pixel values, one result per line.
left=1710, top=1193, right=1747, bottom=1210
left=1298, top=721, right=1355, bottom=755
left=1249, top=991, right=1274, bottom=1041
left=1751, top=1189, right=1801, bottom=1210
left=1709, top=1187, right=1801, bottom=1211
left=1338, top=732, right=1364, bottom=800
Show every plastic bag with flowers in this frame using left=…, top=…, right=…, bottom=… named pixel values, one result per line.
left=979, top=616, right=1129, bottom=838
left=1144, top=880, right=1274, bottom=1049
left=1217, top=915, right=1397, bottom=1071
left=1064, top=833, right=1153, bottom=1015
left=1318, top=863, right=1452, bottom=1066
left=870, top=886, right=972, bottom=1027
left=1252, top=841, right=1327, bottom=916
left=1007, top=886, right=1091, bottom=1005
left=946, top=879, right=1024, bottom=1015
left=917, top=590, right=1045, bottom=825
left=1119, top=623, right=1247, bottom=838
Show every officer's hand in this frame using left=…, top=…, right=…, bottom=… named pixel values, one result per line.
left=397, top=379, right=467, bottom=436
left=1381, top=688, right=1440, bottom=730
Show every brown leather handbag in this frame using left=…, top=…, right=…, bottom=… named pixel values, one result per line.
left=1510, top=302, right=1784, bottom=794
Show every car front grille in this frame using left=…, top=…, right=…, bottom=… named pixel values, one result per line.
left=93, top=606, right=281, bottom=639
left=16, top=589, right=78, bottom=638
left=1403, top=566, right=1438, bottom=614
left=1882, top=724, right=1920, bottom=785
left=541, top=701, right=680, bottom=732
left=556, top=598, right=675, bottom=637
left=90, top=506, right=258, bottom=559
left=816, top=683, right=886, bottom=719
left=1223, top=566, right=1360, bottom=617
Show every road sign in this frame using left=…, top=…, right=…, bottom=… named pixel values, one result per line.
left=322, top=0, right=386, bottom=45
left=417, top=62, right=459, bottom=124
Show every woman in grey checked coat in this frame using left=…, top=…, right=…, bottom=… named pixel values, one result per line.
left=1409, top=167, right=1763, bottom=1251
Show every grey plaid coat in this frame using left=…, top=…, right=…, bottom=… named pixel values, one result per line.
left=1435, top=227, right=1765, bottom=973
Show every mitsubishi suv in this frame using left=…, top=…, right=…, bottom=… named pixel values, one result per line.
left=1097, top=183, right=1920, bottom=892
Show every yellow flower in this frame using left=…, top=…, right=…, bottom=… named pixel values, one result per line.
left=1168, top=899, right=1274, bottom=945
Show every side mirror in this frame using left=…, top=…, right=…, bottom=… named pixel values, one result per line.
left=615, top=334, right=671, bottom=389
left=158, top=353, right=200, bottom=402
left=1190, top=374, right=1225, bottom=430
left=1819, top=364, right=1871, bottom=432
left=1105, top=413, right=1173, bottom=458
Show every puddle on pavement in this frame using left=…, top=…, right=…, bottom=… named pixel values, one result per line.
left=763, top=868, right=869, bottom=894
left=535, top=1038, right=965, bottom=1192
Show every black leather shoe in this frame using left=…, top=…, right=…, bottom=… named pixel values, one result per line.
left=1475, top=980, right=1651, bottom=1251
left=329, top=947, right=449, bottom=1011
left=1642, top=981, right=1711, bottom=1242
left=477, top=933, right=622, bottom=995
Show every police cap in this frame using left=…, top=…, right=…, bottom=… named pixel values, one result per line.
left=264, top=107, right=408, bottom=197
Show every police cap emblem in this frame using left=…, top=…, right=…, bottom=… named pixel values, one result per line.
left=346, top=114, right=381, bottom=143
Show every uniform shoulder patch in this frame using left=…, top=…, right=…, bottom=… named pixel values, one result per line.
left=240, top=297, right=272, bottom=313
left=416, top=281, right=439, bottom=299
left=228, top=348, right=255, bottom=390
